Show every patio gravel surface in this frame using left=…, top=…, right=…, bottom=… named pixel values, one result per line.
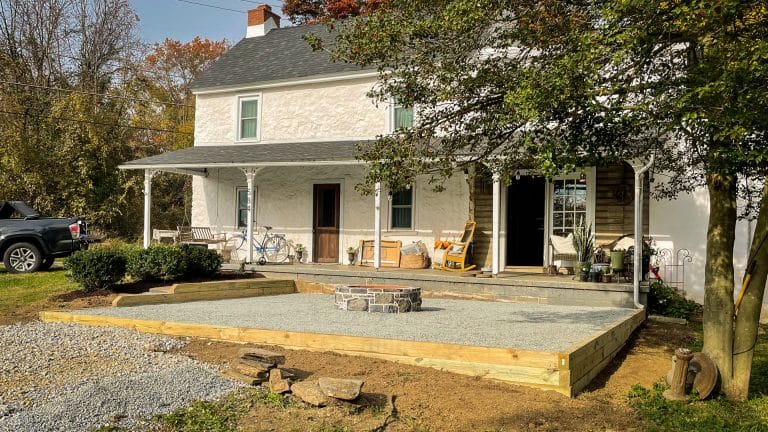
left=72, top=294, right=638, bottom=352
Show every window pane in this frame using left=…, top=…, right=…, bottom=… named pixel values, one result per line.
left=241, top=118, right=258, bottom=139
left=574, top=184, right=587, bottom=211
left=241, top=100, right=258, bottom=118
left=392, top=189, right=412, bottom=206
left=318, top=189, right=337, bottom=227
left=394, top=106, right=413, bottom=129
left=238, top=209, right=248, bottom=228
left=392, top=208, right=412, bottom=229
left=552, top=212, right=563, bottom=230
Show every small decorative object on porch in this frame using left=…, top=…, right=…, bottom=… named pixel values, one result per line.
left=358, top=240, right=402, bottom=267
left=572, top=218, right=594, bottom=282
left=432, top=220, right=477, bottom=272
left=335, top=285, right=422, bottom=313
left=294, top=244, right=306, bottom=263
left=400, top=241, right=428, bottom=269
left=601, top=273, right=613, bottom=283
left=346, top=246, right=358, bottom=265
left=610, top=249, right=627, bottom=275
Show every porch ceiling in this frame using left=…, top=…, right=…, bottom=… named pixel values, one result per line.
left=118, top=140, right=368, bottom=170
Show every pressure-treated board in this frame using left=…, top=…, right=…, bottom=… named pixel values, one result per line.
left=39, top=306, right=645, bottom=398
left=112, top=280, right=296, bottom=307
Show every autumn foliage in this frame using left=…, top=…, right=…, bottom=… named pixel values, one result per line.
left=282, top=0, right=387, bottom=24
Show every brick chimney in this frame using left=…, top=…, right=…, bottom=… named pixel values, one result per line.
left=246, top=5, right=281, bottom=38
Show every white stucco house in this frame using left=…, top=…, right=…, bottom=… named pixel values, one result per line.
left=119, top=5, right=762, bottom=311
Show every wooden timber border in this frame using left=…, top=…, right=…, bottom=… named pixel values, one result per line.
left=39, top=300, right=644, bottom=397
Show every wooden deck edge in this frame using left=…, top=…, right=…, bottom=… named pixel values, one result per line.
left=564, top=309, right=646, bottom=396
left=170, top=279, right=295, bottom=294
left=112, top=284, right=296, bottom=307
left=38, top=311, right=567, bottom=394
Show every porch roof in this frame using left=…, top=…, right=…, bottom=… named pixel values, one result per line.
left=118, top=141, right=367, bottom=171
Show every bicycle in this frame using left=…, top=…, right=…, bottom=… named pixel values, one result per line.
left=230, top=226, right=290, bottom=265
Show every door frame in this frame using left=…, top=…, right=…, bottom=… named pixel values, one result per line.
left=310, top=179, right=344, bottom=263
left=505, top=176, right=547, bottom=267
left=543, top=167, right=596, bottom=266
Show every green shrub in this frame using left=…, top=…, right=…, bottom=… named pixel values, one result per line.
left=648, top=281, right=701, bottom=319
left=64, top=249, right=127, bottom=292
left=127, top=245, right=188, bottom=281
left=181, top=245, right=222, bottom=279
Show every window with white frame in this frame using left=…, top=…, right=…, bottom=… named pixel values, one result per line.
left=390, top=186, right=414, bottom=230
left=238, top=96, right=260, bottom=140
left=551, top=179, right=587, bottom=235
left=236, top=187, right=257, bottom=229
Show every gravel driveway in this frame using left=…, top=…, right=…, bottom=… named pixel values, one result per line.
left=0, top=321, right=241, bottom=431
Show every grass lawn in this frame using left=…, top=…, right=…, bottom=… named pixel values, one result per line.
left=629, top=322, right=768, bottom=431
left=0, top=264, right=79, bottom=316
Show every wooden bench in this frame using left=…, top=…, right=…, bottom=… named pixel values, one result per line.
left=177, top=226, right=228, bottom=246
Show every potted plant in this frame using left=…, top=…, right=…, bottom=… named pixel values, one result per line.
left=610, top=249, right=626, bottom=275
left=346, top=246, right=358, bottom=265
left=602, top=271, right=613, bottom=283
left=294, top=243, right=306, bottom=263
left=572, top=218, right=594, bottom=282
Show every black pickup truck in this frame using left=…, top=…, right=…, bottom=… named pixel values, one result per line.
left=0, top=201, right=89, bottom=273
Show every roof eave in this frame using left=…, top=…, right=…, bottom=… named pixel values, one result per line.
left=191, top=69, right=379, bottom=95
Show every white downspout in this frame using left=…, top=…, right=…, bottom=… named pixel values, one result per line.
left=492, top=173, right=501, bottom=275
left=374, top=181, right=382, bottom=269
left=633, top=154, right=655, bottom=309
left=143, top=169, right=155, bottom=249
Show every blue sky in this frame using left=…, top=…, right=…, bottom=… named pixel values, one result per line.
left=131, top=0, right=287, bottom=44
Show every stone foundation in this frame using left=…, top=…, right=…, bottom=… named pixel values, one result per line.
left=335, top=285, right=422, bottom=313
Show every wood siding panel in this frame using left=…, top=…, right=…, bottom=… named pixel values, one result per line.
left=595, top=164, right=650, bottom=247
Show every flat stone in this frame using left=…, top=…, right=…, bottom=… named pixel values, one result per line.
left=232, top=360, right=271, bottom=379
left=374, top=293, right=394, bottom=304
left=291, top=381, right=329, bottom=407
left=368, top=304, right=384, bottom=313
left=269, top=368, right=292, bottom=394
left=318, top=377, right=364, bottom=401
left=396, top=299, right=412, bottom=313
left=237, top=347, right=285, bottom=365
left=223, top=368, right=263, bottom=386
left=346, top=297, right=369, bottom=312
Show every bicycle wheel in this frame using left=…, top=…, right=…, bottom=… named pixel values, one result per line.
left=264, top=236, right=289, bottom=263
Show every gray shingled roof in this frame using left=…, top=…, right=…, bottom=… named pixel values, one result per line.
left=191, top=25, right=369, bottom=91
left=119, top=141, right=366, bottom=169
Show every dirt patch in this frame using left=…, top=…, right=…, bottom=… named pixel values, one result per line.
left=182, top=320, right=696, bottom=431
left=0, top=290, right=118, bottom=325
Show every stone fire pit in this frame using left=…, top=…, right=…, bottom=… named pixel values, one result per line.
left=335, top=285, right=422, bottom=313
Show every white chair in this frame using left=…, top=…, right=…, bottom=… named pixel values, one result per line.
left=550, top=233, right=578, bottom=274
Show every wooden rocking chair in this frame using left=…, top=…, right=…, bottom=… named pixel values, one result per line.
left=433, top=220, right=477, bottom=272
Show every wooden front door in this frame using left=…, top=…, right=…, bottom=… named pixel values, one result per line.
left=313, top=184, right=340, bottom=263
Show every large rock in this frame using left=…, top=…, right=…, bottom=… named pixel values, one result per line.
left=346, top=297, right=369, bottom=312
left=237, top=348, right=285, bottom=365
left=269, top=368, right=292, bottom=394
left=232, top=361, right=270, bottom=381
left=318, top=377, right=364, bottom=401
left=291, top=381, right=329, bottom=407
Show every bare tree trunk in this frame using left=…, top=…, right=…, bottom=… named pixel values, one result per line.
left=732, top=182, right=768, bottom=400
left=703, top=173, right=737, bottom=397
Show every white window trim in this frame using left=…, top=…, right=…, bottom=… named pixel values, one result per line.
left=543, top=167, right=597, bottom=265
left=387, top=184, right=416, bottom=231
left=235, top=186, right=257, bottom=229
left=236, top=94, right=262, bottom=142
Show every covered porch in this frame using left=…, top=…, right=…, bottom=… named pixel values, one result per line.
left=119, top=142, right=654, bottom=309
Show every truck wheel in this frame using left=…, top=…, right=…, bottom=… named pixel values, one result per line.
left=39, top=256, right=55, bottom=271
left=3, top=242, right=43, bottom=273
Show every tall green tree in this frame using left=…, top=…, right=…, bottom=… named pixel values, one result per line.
left=323, top=0, right=768, bottom=399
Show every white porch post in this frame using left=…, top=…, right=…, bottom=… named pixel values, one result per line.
left=374, top=181, right=382, bottom=269
left=492, top=173, right=501, bottom=275
left=245, top=169, right=257, bottom=264
left=142, top=169, right=156, bottom=249
left=632, top=155, right=655, bottom=308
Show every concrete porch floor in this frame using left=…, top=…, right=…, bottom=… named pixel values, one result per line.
left=222, top=262, right=647, bottom=308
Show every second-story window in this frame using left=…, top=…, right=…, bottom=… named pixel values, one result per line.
left=239, top=96, right=260, bottom=140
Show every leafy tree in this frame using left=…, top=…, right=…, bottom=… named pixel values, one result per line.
left=324, top=0, right=768, bottom=399
left=282, top=0, right=386, bottom=24
left=127, top=37, right=229, bottom=231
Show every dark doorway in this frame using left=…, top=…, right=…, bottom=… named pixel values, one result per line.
left=506, top=176, right=546, bottom=266
left=313, top=184, right=340, bottom=263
